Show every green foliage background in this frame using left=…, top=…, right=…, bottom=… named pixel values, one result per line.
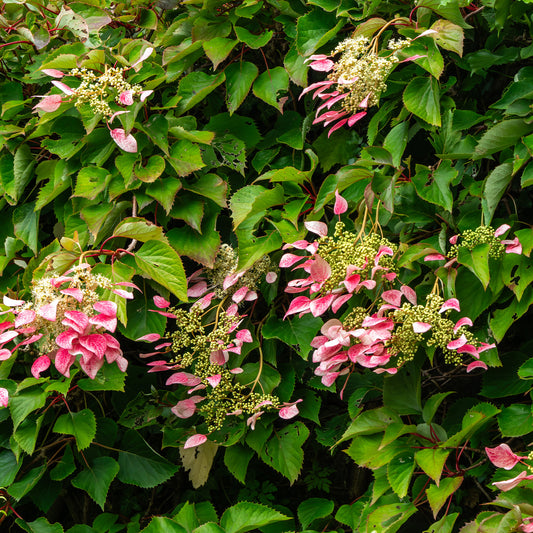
left=0, top=0, right=532, bottom=531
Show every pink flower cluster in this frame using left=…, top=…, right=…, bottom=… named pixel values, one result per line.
left=33, top=48, right=154, bottom=153
left=0, top=266, right=136, bottom=407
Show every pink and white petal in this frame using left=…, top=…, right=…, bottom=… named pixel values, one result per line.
left=334, top=190, right=348, bottom=215
left=331, top=293, right=352, bottom=314
left=424, top=253, right=446, bottom=261
left=304, top=220, right=328, bottom=237
left=382, top=290, right=402, bottom=307
left=373, top=367, right=398, bottom=375
left=130, top=47, right=154, bottom=68
left=449, top=234, right=459, bottom=244
left=466, top=360, right=487, bottom=373
left=110, top=128, right=137, bottom=153
left=299, top=80, right=334, bottom=100
left=153, top=295, right=171, bottom=308
left=236, top=329, right=253, bottom=343
left=266, top=271, right=277, bottom=283
left=187, top=281, right=208, bottom=297
left=3, top=295, right=25, bottom=307
left=33, top=94, right=63, bottom=113
left=494, top=224, right=511, bottom=237
left=94, top=301, right=117, bottom=316
left=413, top=322, right=432, bottom=333
left=210, top=349, right=228, bottom=365
left=166, top=372, right=202, bottom=386
left=119, top=90, right=134, bottom=105
left=328, top=118, right=349, bottom=137
left=52, top=80, right=74, bottom=95
left=39, top=299, right=60, bottom=322
left=400, top=285, right=417, bottom=305
left=54, top=349, right=76, bottom=377
left=14, top=309, right=36, bottom=328
left=493, top=471, right=531, bottom=492
left=440, top=298, right=460, bottom=313
left=223, top=271, right=245, bottom=290
left=447, top=334, right=467, bottom=350
left=42, top=69, right=65, bottom=78
left=0, top=349, right=12, bottom=361
left=503, top=237, right=522, bottom=255
left=136, top=333, right=161, bottom=342
left=112, top=288, right=133, bottom=299
left=140, top=90, right=153, bottom=102
left=232, top=285, right=249, bottom=304
left=60, top=287, right=84, bottom=302
left=56, top=329, right=78, bottom=349
left=453, top=317, right=473, bottom=334
left=172, top=399, right=198, bottom=419
left=0, top=387, right=8, bottom=407
left=0, top=330, right=19, bottom=345
left=347, top=112, right=367, bottom=127
left=309, top=294, right=336, bottom=317
left=149, top=310, right=178, bottom=319
left=360, top=280, right=377, bottom=290
left=478, top=342, right=496, bottom=353
left=226, top=304, right=239, bottom=316
left=280, top=253, right=305, bottom=268
left=279, top=404, right=300, bottom=419
left=284, top=296, right=311, bottom=319
left=80, top=355, right=105, bottom=380
left=79, top=334, right=108, bottom=358
left=109, top=110, right=129, bottom=124
left=31, top=355, right=51, bottom=379
left=89, top=314, right=117, bottom=333
left=184, top=433, right=207, bottom=449
left=206, top=374, right=221, bottom=387
left=358, top=93, right=371, bottom=108
left=310, top=255, right=331, bottom=283
left=309, top=59, right=335, bottom=72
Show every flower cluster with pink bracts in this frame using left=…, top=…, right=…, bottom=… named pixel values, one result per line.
left=424, top=224, right=522, bottom=266
left=33, top=48, right=154, bottom=153
left=138, top=258, right=300, bottom=450
left=485, top=443, right=533, bottom=530
left=280, top=193, right=494, bottom=387
left=0, top=265, right=136, bottom=407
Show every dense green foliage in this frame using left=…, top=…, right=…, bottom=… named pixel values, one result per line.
left=0, top=0, right=533, bottom=531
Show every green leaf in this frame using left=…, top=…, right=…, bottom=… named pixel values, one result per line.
left=135, top=240, right=188, bottom=301
left=518, top=358, right=533, bottom=379
left=15, top=517, right=64, bottom=533
left=490, top=286, right=533, bottom=342
left=236, top=229, right=282, bottom=271
left=71, top=457, right=120, bottom=510
left=225, top=61, right=259, bottom=115
left=417, top=0, right=471, bottom=28
left=203, top=37, right=237, bottom=70
left=298, top=498, right=334, bottom=529
left=9, top=386, right=47, bottom=430
left=220, top=502, right=289, bottom=533
left=457, top=243, right=491, bottom=289
left=224, top=444, right=254, bottom=484
left=236, top=362, right=281, bottom=394
left=141, top=517, right=186, bottom=533
left=498, top=404, right=533, bottom=437
left=234, top=27, right=273, bottom=49
left=474, top=119, right=533, bottom=159
left=113, top=217, right=168, bottom=244
left=415, top=448, right=450, bottom=485
left=230, top=185, right=284, bottom=229
left=366, top=502, right=417, bottom=532
left=77, top=363, right=126, bottom=392
left=426, top=477, right=463, bottom=519
left=252, top=67, right=289, bottom=112
left=481, top=162, right=513, bottom=225
left=424, top=512, right=459, bottom=533
left=13, top=144, right=35, bottom=202
left=167, top=206, right=221, bottom=268
left=13, top=202, right=39, bottom=254
left=260, top=422, right=309, bottom=484
left=176, top=72, right=226, bottom=115
left=142, top=115, right=170, bottom=155
left=386, top=452, right=416, bottom=499
left=423, top=392, right=454, bottom=424
left=168, top=140, right=205, bottom=177
left=134, top=155, right=166, bottom=183
left=431, top=19, right=464, bottom=56
left=146, top=178, right=183, bottom=214
left=383, top=122, right=409, bottom=168
left=0, top=450, right=20, bottom=486
left=53, top=409, right=97, bottom=451
left=13, top=415, right=43, bottom=455
left=118, top=430, right=178, bottom=488
left=403, top=77, right=441, bottom=126
left=73, top=166, right=110, bottom=200
left=50, top=445, right=76, bottom=481
left=261, top=313, right=322, bottom=359
left=296, top=9, right=345, bottom=56
left=412, top=161, right=457, bottom=212
left=35, top=160, right=72, bottom=210
left=183, top=173, right=227, bottom=207
left=341, top=408, right=402, bottom=442
left=284, top=45, right=308, bottom=87
left=383, top=364, right=422, bottom=415
left=521, top=161, right=533, bottom=188
left=8, top=464, right=46, bottom=501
